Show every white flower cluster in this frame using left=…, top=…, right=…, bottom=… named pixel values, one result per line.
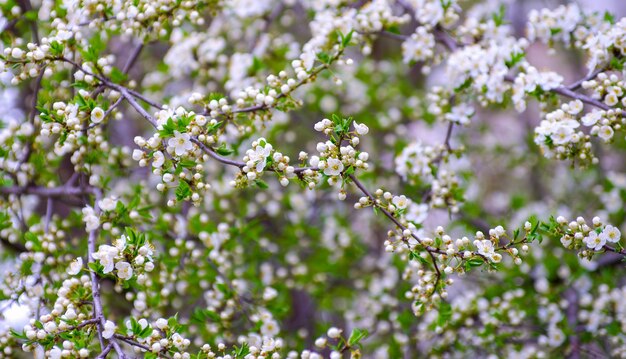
left=445, top=37, right=528, bottom=104
left=526, top=4, right=583, bottom=45
left=81, top=0, right=209, bottom=39
left=578, top=73, right=626, bottom=143
left=40, top=96, right=118, bottom=158
left=81, top=206, right=100, bottom=232
left=395, top=140, right=462, bottom=210
left=122, top=317, right=192, bottom=356
left=22, top=277, right=93, bottom=357
left=537, top=304, right=566, bottom=348
left=133, top=107, right=216, bottom=205
left=556, top=215, right=622, bottom=255
left=395, top=141, right=436, bottom=183
left=402, top=27, right=436, bottom=65
left=474, top=231, right=503, bottom=263
left=357, top=0, right=409, bottom=32
left=584, top=18, right=626, bottom=72
left=236, top=137, right=296, bottom=187
left=1, top=32, right=71, bottom=86
left=416, top=289, right=529, bottom=352
left=310, top=118, right=370, bottom=194
left=427, top=87, right=475, bottom=125
left=512, top=66, right=564, bottom=112
left=91, top=235, right=154, bottom=281
left=534, top=100, right=593, bottom=163
left=410, top=0, right=460, bottom=29
left=578, top=284, right=626, bottom=357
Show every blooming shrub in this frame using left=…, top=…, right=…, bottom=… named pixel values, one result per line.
left=1, top=0, right=626, bottom=358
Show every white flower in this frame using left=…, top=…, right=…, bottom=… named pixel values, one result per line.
left=474, top=239, right=499, bottom=262
left=261, top=337, right=277, bottom=352
left=300, top=49, right=316, bottom=70
left=248, top=141, right=273, bottom=172
left=102, top=320, right=116, bottom=339
left=402, top=28, right=435, bottom=63
left=581, top=111, right=602, bottom=126
left=324, top=158, right=344, bottom=176
left=132, top=149, right=144, bottom=161
left=155, top=318, right=168, bottom=329
left=394, top=141, right=434, bottom=183
left=92, top=245, right=119, bottom=273
left=82, top=206, right=100, bottom=232
left=168, top=131, right=193, bottom=156
left=114, top=235, right=127, bottom=250
left=551, top=125, right=574, bottom=145
left=560, top=235, right=572, bottom=247
left=327, top=327, right=342, bottom=339
left=406, top=203, right=429, bottom=223
left=98, top=197, right=118, bottom=212
left=171, top=333, right=185, bottom=349
left=91, top=107, right=105, bottom=123
left=152, top=151, right=165, bottom=168
left=392, top=195, right=409, bottom=209
left=115, top=261, right=133, bottom=280
left=65, top=308, right=77, bottom=320
left=260, top=319, right=279, bottom=337
left=353, top=121, right=369, bottom=135
left=547, top=325, right=565, bottom=347
left=68, top=257, right=83, bottom=275
left=600, top=225, right=621, bottom=243
left=583, top=231, right=605, bottom=251
left=598, top=125, right=614, bottom=142
left=445, top=103, right=475, bottom=125
left=49, top=347, right=62, bottom=359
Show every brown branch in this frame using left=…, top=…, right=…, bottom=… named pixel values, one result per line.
left=348, top=174, right=443, bottom=288
left=95, top=343, right=113, bottom=359
left=0, top=185, right=95, bottom=197
left=87, top=189, right=127, bottom=358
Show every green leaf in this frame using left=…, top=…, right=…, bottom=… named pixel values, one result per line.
left=254, top=179, right=269, bottom=189
left=249, top=57, right=264, bottom=74
left=550, top=27, right=562, bottom=36
left=466, top=258, right=484, bottom=268
left=10, top=329, right=27, bottom=340
left=49, top=41, right=65, bottom=57
left=233, top=343, right=250, bottom=358
left=215, top=283, right=232, bottom=298
left=316, top=52, right=330, bottom=64
left=207, top=121, right=223, bottom=133
left=342, top=30, right=354, bottom=47
left=437, top=301, right=452, bottom=326
left=168, top=314, right=179, bottom=328
left=505, top=52, right=525, bottom=68
left=109, top=67, right=128, bottom=83
left=178, top=159, right=197, bottom=168
left=215, top=144, right=234, bottom=156
left=610, top=57, right=624, bottom=71
left=492, top=4, right=506, bottom=26
left=347, top=328, right=368, bottom=346
left=175, top=181, right=192, bottom=201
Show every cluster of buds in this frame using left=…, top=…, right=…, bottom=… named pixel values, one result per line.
left=88, top=231, right=155, bottom=282
left=232, top=138, right=297, bottom=188
left=554, top=215, right=622, bottom=259
left=122, top=317, right=192, bottom=357
left=310, top=116, right=370, bottom=191
left=534, top=100, right=596, bottom=165
left=21, top=276, right=94, bottom=356
left=133, top=107, right=221, bottom=206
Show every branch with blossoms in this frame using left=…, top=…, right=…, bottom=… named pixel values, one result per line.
left=5, top=0, right=626, bottom=358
